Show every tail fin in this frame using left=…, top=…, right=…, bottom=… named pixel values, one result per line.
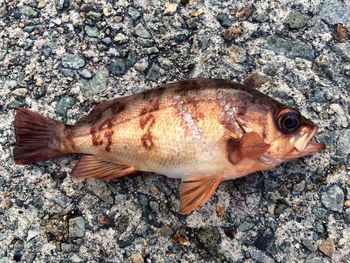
left=14, top=109, right=69, bottom=164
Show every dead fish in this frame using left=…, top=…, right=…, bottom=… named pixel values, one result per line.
left=13, top=78, right=325, bottom=214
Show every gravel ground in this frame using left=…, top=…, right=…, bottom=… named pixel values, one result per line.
left=0, top=0, right=350, bottom=262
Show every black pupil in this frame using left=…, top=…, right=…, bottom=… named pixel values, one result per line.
left=282, top=113, right=299, bottom=131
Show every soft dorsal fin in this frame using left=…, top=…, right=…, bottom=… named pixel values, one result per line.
left=227, top=132, right=270, bottom=165
left=71, top=155, right=135, bottom=181
left=179, top=174, right=223, bottom=214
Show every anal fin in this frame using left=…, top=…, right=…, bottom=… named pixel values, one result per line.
left=180, top=174, right=223, bottom=215
left=71, top=155, right=135, bottom=181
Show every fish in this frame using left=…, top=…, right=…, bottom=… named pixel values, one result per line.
left=13, top=78, right=325, bottom=214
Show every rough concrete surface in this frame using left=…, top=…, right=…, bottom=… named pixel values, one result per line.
left=0, top=0, right=349, bottom=262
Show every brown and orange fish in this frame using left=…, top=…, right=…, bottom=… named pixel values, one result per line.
left=13, top=79, right=325, bottom=214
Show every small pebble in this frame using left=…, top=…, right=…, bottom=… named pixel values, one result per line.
left=129, top=252, right=143, bottom=263
left=164, top=3, right=178, bottom=15
left=62, top=54, right=86, bottom=69
left=318, top=238, right=335, bottom=257
left=69, top=217, right=86, bottom=238
left=134, top=23, right=152, bottom=39
left=321, top=185, right=344, bottom=213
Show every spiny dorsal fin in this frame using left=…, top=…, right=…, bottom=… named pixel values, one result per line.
left=71, top=155, right=135, bottom=181
left=227, top=132, right=270, bottom=165
left=179, top=174, right=223, bottom=215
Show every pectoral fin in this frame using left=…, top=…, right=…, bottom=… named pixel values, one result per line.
left=227, top=132, right=270, bottom=165
left=71, top=155, right=135, bottom=181
left=179, top=174, right=223, bottom=214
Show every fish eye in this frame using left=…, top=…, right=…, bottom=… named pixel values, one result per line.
left=277, top=108, right=302, bottom=133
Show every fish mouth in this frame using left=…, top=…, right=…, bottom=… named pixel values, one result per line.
left=260, top=126, right=325, bottom=165
left=288, top=125, right=325, bottom=159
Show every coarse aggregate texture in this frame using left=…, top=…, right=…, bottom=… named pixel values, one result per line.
left=0, top=0, right=350, bottom=262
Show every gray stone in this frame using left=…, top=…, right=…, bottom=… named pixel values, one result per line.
left=146, top=63, right=162, bottom=81
left=79, top=69, right=93, bottom=79
left=134, top=57, right=149, bottom=72
left=61, top=243, right=75, bottom=253
left=337, top=130, right=350, bottom=155
left=136, top=37, right=155, bottom=48
left=302, top=239, right=317, bottom=252
left=333, top=42, right=350, bottom=61
left=314, top=223, right=325, bottom=234
left=254, top=228, right=276, bottom=254
left=196, top=227, right=221, bottom=255
left=252, top=11, right=268, bottom=23
left=126, top=52, right=138, bottom=69
left=108, top=59, right=127, bottom=76
left=238, top=221, right=254, bottom=231
left=174, top=29, right=190, bottom=42
left=62, top=54, right=85, bottom=69
left=51, top=17, right=62, bottom=25
left=264, top=63, right=278, bottom=76
left=128, top=7, right=141, bottom=21
left=87, top=11, right=102, bottom=21
left=114, top=33, right=129, bottom=44
left=274, top=201, right=288, bottom=216
left=216, top=13, right=232, bottom=27
left=137, top=194, right=160, bottom=227
left=0, top=51, right=6, bottom=60
left=69, top=217, right=85, bottom=238
left=293, top=180, right=306, bottom=194
left=0, top=233, right=8, bottom=242
left=8, top=100, right=24, bottom=109
left=85, top=25, right=100, bottom=38
left=284, top=12, right=308, bottom=29
left=25, top=254, right=36, bottom=263
left=13, top=239, right=24, bottom=261
left=262, top=37, right=315, bottom=61
left=61, top=68, right=75, bottom=77
left=154, top=180, right=172, bottom=197
left=4, top=80, right=18, bottom=89
left=344, top=209, right=350, bottom=224
left=23, top=25, right=43, bottom=33
left=321, top=185, right=344, bottom=213
left=55, top=96, right=75, bottom=118
left=101, top=37, right=112, bottom=45
left=26, top=230, right=39, bottom=242
left=81, top=68, right=109, bottom=96
left=86, top=179, right=113, bottom=204
left=134, top=23, right=152, bottom=39
left=144, top=47, right=159, bottom=55
left=19, top=6, right=38, bottom=18
left=319, top=2, right=350, bottom=25
left=312, top=207, right=328, bottom=219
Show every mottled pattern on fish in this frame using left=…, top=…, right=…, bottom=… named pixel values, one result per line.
left=68, top=80, right=272, bottom=178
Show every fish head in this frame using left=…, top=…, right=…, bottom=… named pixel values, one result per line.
left=256, top=105, right=325, bottom=165
left=227, top=88, right=326, bottom=166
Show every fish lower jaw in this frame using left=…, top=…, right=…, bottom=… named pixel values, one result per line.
left=259, top=155, right=284, bottom=165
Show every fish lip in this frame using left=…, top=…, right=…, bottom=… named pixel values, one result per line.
left=296, top=125, right=326, bottom=155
